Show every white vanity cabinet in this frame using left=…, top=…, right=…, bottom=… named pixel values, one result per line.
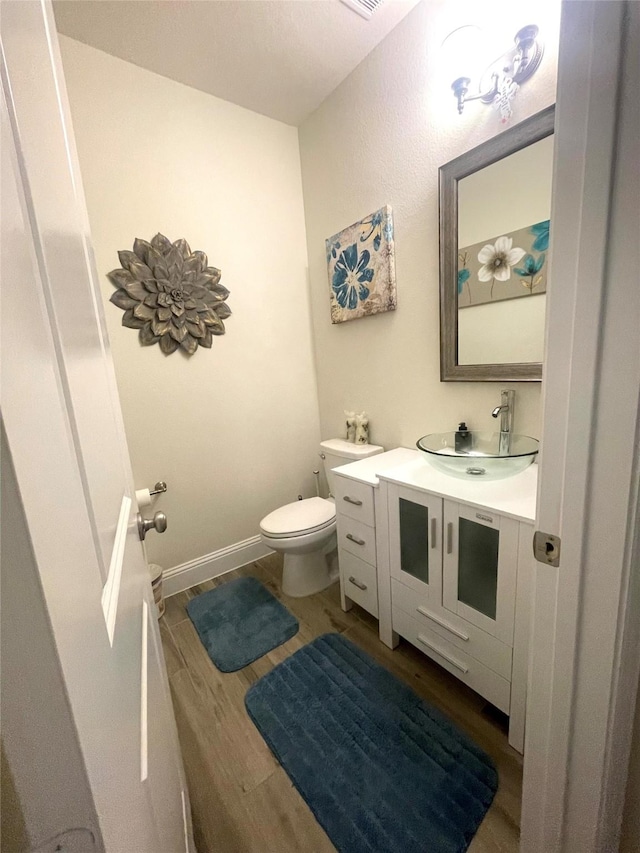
left=333, top=448, right=537, bottom=754
left=335, top=477, right=378, bottom=617
left=388, top=483, right=523, bottom=714
left=333, top=448, right=419, bottom=621
left=389, top=485, right=518, bottom=646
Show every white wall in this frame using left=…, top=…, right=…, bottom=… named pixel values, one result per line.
left=299, top=0, right=560, bottom=448
left=59, top=36, right=321, bottom=570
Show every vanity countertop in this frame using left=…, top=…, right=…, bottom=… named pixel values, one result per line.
left=332, top=447, right=419, bottom=487
left=335, top=448, right=537, bottom=523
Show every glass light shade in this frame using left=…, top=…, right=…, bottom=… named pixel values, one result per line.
left=440, top=25, right=486, bottom=87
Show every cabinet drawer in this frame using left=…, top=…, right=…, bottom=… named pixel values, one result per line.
left=333, top=476, right=375, bottom=526
left=391, top=579, right=513, bottom=680
left=392, top=606, right=511, bottom=714
left=339, top=550, right=378, bottom=617
left=337, top=515, right=376, bottom=566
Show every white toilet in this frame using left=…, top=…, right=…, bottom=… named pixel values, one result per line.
left=259, top=439, right=384, bottom=597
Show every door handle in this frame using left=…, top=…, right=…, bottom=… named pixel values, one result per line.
left=447, top=522, right=453, bottom=554
left=343, top=496, right=363, bottom=506
left=430, top=517, right=437, bottom=549
left=137, top=511, right=167, bottom=541
left=348, top=576, right=367, bottom=591
left=346, top=533, right=365, bottom=546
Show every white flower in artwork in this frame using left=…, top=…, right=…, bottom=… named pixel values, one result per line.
left=477, top=236, right=526, bottom=284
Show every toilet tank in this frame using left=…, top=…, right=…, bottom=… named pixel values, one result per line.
left=319, top=438, right=384, bottom=497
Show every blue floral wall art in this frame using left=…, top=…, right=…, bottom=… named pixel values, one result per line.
left=326, top=206, right=396, bottom=324
left=458, top=219, right=550, bottom=308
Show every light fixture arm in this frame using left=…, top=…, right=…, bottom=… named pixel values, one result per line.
left=451, top=25, right=543, bottom=117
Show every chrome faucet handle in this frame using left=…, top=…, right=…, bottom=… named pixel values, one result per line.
left=494, top=390, right=515, bottom=455
left=492, top=390, right=514, bottom=416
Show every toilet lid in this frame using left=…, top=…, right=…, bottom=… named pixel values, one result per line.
left=260, top=497, right=335, bottom=538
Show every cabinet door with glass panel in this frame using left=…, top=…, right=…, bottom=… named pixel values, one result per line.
left=442, top=501, right=518, bottom=645
left=388, top=484, right=443, bottom=602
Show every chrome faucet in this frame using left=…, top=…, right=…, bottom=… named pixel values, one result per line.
left=492, top=390, right=515, bottom=455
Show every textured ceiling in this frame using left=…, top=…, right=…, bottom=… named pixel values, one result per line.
left=53, top=0, right=420, bottom=126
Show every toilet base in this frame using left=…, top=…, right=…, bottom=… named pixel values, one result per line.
left=282, top=550, right=338, bottom=598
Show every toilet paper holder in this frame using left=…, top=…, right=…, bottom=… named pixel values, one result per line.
left=135, top=481, right=167, bottom=511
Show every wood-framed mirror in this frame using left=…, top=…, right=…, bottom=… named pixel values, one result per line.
left=439, top=105, right=555, bottom=381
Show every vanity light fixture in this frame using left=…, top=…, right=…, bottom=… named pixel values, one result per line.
left=444, top=24, right=544, bottom=121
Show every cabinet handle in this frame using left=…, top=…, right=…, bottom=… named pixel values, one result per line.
left=476, top=512, right=494, bottom=524
left=343, top=496, right=363, bottom=506
left=417, top=634, right=469, bottom=674
left=430, top=517, right=437, bottom=549
left=447, top=522, right=453, bottom=554
left=346, top=533, right=365, bottom=546
left=416, top=606, right=469, bottom=641
left=348, top=576, right=367, bottom=591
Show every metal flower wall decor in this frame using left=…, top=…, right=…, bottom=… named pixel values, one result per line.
left=108, top=233, right=231, bottom=356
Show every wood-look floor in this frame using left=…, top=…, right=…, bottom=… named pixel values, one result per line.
left=160, top=554, right=523, bottom=853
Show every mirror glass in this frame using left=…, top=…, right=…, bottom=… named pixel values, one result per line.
left=439, top=106, right=554, bottom=382
left=457, top=135, right=553, bottom=365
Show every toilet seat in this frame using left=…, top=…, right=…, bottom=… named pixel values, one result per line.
left=260, top=497, right=335, bottom=539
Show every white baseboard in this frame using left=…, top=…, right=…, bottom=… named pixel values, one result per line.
left=162, top=535, right=273, bottom=597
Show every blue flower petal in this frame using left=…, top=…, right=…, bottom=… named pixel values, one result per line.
left=373, top=233, right=381, bottom=251
left=457, top=267, right=470, bottom=293
left=355, top=248, right=371, bottom=275
left=358, top=283, right=370, bottom=301
left=343, top=243, right=358, bottom=272
left=358, top=268, right=374, bottom=284
left=334, top=255, right=347, bottom=275
left=531, top=220, right=550, bottom=252
left=516, top=254, right=533, bottom=276
left=333, top=282, right=349, bottom=308
left=332, top=265, right=348, bottom=288
left=347, top=285, right=358, bottom=310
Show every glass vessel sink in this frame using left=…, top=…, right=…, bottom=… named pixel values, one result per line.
left=416, top=432, right=539, bottom=480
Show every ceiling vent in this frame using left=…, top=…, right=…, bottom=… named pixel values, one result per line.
left=340, top=0, right=386, bottom=21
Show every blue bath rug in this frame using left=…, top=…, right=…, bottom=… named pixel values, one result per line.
left=245, top=633, right=497, bottom=853
left=186, top=576, right=299, bottom=672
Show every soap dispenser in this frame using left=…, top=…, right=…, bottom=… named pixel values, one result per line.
left=455, top=422, right=472, bottom=452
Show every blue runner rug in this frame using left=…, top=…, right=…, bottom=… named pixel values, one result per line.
left=186, top=576, right=298, bottom=672
left=245, top=633, right=497, bottom=853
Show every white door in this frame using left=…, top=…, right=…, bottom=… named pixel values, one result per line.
left=1, top=3, right=193, bottom=851
left=521, top=1, right=640, bottom=851
left=441, top=501, right=517, bottom=645
left=388, top=483, right=443, bottom=602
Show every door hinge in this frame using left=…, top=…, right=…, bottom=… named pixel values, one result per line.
left=533, top=530, right=561, bottom=566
